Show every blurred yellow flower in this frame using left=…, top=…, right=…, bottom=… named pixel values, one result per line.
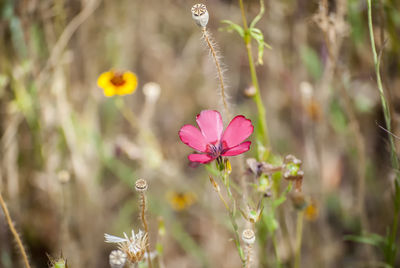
left=304, top=201, right=319, bottom=221
left=97, top=70, right=138, bottom=97
left=166, top=191, right=196, bottom=211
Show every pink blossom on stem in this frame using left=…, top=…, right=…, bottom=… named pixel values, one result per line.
left=179, top=110, right=254, bottom=164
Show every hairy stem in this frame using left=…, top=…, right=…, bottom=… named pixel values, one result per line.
left=202, top=28, right=231, bottom=119
left=140, top=193, right=153, bottom=268
left=0, top=192, right=31, bottom=268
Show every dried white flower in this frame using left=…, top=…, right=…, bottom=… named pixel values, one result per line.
left=105, top=229, right=148, bottom=263
left=191, top=3, right=209, bottom=28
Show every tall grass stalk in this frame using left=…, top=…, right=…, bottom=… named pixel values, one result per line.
left=367, top=0, right=400, bottom=265
left=0, top=192, right=31, bottom=268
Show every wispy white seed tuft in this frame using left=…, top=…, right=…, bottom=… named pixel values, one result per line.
left=242, top=229, right=256, bottom=244
left=109, top=250, right=127, bottom=268
left=191, top=3, right=209, bottom=27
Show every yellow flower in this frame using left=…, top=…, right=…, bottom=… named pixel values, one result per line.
left=166, top=191, right=196, bottom=211
left=304, top=201, right=319, bottom=221
left=97, top=70, right=138, bottom=97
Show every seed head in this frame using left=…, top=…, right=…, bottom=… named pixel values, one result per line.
left=109, top=250, right=127, bottom=268
left=242, top=229, right=256, bottom=244
left=105, top=230, right=148, bottom=264
left=135, top=179, right=148, bottom=192
left=191, top=3, right=209, bottom=27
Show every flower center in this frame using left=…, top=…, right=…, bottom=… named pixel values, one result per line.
left=110, top=73, right=126, bottom=86
left=207, top=142, right=226, bottom=158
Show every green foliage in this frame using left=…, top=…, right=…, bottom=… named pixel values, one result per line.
left=344, top=232, right=385, bottom=247
left=221, top=0, right=271, bottom=65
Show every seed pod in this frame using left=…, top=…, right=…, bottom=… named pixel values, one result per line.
left=135, top=179, right=148, bottom=192
left=191, top=4, right=209, bottom=28
left=242, top=229, right=256, bottom=244
left=109, top=250, right=127, bottom=268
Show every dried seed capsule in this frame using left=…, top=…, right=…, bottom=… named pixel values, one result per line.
left=242, top=229, right=256, bottom=244
left=135, top=179, right=148, bottom=192
left=109, top=250, right=127, bottom=268
left=191, top=3, right=209, bottom=27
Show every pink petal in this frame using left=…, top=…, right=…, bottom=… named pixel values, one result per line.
left=222, top=141, right=251, bottom=156
left=221, top=115, right=254, bottom=148
left=188, top=154, right=214, bottom=163
left=179, top=125, right=207, bottom=152
left=196, top=110, right=224, bottom=144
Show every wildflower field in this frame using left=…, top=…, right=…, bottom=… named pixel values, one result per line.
left=1, top=0, right=400, bottom=267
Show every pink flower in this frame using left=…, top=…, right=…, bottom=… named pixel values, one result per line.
left=179, top=110, right=254, bottom=164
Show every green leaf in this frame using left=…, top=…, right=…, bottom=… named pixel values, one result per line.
left=250, top=28, right=272, bottom=65
left=249, top=0, right=265, bottom=29
left=220, top=20, right=244, bottom=38
left=344, top=233, right=385, bottom=247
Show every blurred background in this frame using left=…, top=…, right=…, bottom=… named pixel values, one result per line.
left=1, top=0, right=400, bottom=267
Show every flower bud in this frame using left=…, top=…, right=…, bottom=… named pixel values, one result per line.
left=191, top=4, right=209, bottom=28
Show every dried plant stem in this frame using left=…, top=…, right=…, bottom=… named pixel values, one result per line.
left=0, top=192, right=31, bottom=268
left=140, top=193, right=153, bottom=268
left=201, top=27, right=231, bottom=119
left=294, top=211, right=304, bottom=268
left=238, top=0, right=270, bottom=154
left=367, top=0, right=400, bottom=265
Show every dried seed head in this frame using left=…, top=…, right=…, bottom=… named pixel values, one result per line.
left=135, top=179, right=148, bottom=192
left=109, top=250, right=127, bottom=268
left=290, top=191, right=307, bottom=210
left=242, top=229, right=256, bottom=244
left=105, top=230, right=148, bottom=264
left=191, top=3, right=209, bottom=27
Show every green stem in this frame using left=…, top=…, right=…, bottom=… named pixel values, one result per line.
left=294, top=211, right=304, bottom=268
left=272, top=234, right=281, bottom=268
left=367, top=0, right=400, bottom=265
left=238, top=0, right=270, bottom=158
left=221, top=170, right=246, bottom=265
